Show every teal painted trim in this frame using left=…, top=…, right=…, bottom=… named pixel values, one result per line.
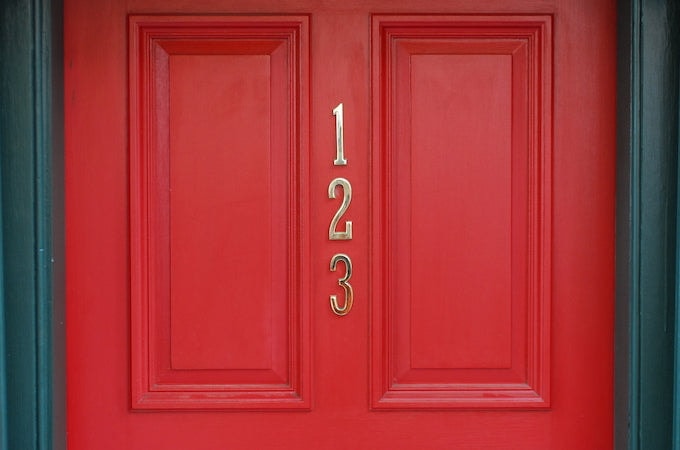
left=49, top=0, right=65, bottom=447
left=0, top=0, right=60, bottom=448
left=0, top=0, right=39, bottom=446
left=630, top=0, right=680, bottom=449
left=615, top=0, right=634, bottom=447
left=34, top=1, right=53, bottom=448
left=0, top=124, right=9, bottom=450
left=671, top=0, right=680, bottom=447
left=628, top=0, right=642, bottom=445
left=674, top=47, right=680, bottom=450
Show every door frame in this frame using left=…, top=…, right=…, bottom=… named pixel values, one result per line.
left=0, top=0, right=677, bottom=448
left=0, top=0, right=64, bottom=448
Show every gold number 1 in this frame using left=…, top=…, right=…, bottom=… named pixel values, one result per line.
left=333, top=103, right=346, bottom=165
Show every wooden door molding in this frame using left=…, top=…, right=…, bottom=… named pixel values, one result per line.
left=128, top=15, right=311, bottom=410
left=370, top=14, right=552, bottom=409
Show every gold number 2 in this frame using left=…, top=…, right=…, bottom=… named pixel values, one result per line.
left=330, top=253, right=353, bottom=316
left=328, top=177, right=353, bottom=240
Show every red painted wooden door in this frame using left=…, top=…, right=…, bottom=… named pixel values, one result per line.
left=65, top=0, right=616, bottom=448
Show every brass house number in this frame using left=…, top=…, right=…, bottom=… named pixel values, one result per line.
left=329, top=103, right=353, bottom=316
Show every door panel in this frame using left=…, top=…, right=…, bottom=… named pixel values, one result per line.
left=65, top=1, right=615, bottom=448
left=128, top=15, right=310, bottom=410
left=370, top=16, right=550, bottom=409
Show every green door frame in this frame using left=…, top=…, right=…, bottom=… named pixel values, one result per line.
left=619, top=1, right=680, bottom=449
left=1, top=0, right=678, bottom=449
left=0, top=0, right=64, bottom=448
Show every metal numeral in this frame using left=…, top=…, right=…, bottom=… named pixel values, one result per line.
left=328, top=177, right=353, bottom=240
left=329, top=103, right=352, bottom=316
left=333, top=103, right=346, bottom=165
left=330, top=254, right=353, bottom=316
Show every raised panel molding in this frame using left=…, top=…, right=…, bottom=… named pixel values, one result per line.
left=370, top=15, right=552, bottom=409
left=129, top=15, right=310, bottom=410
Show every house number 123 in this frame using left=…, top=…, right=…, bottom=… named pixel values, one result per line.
left=329, top=103, right=353, bottom=316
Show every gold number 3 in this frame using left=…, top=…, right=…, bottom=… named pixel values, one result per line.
left=330, top=253, right=353, bottom=316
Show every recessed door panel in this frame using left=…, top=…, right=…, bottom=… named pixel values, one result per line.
left=169, top=53, right=274, bottom=371
left=370, top=15, right=551, bottom=409
left=128, top=16, right=310, bottom=410
left=409, top=53, right=513, bottom=371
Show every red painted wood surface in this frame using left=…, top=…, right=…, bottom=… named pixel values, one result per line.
left=128, top=16, right=310, bottom=410
left=65, top=0, right=616, bottom=448
left=370, top=16, right=550, bottom=409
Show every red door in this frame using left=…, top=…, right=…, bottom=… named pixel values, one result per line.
left=65, top=0, right=616, bottom=448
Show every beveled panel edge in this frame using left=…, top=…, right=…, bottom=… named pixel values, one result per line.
left=128, top=15, right=310, bottom=411
left=369, top=14, right=552, bottom=410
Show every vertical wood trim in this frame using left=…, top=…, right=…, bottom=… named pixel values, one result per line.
left=0, top=127, right=8, bottom=450
left=671, top=1, right=680, bottom=447
left=626, top=0, right=641, bottom=445
left=0, top=0, right=39, bottom=446
left=49, top=0, right=65, bottom=447
left=0, top=0, right=63, bottom=448
left=626, top=0, right=680, bottom=449
left=34, top=1, right=53, bottom=448
left=615, top=0, right=633, bottom=448
left=675, top=50, right=680, bottom=450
